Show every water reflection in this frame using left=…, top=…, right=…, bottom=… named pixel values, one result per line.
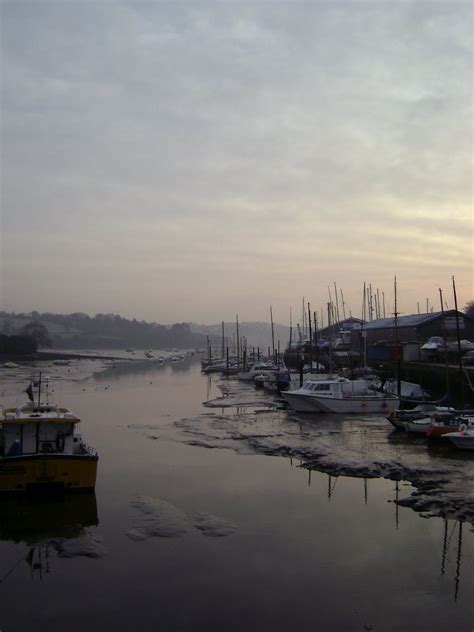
left=0, top=492, right=99, bottom=582
left=0, top=492, right=98, bottom=543
left=94, top=355, right=198, bottom=381
left=295, top=456, right=470, bottom=605
left=439, top=519, right=465, bottom=603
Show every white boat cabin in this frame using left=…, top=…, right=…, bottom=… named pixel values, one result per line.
left=1, top=404, right=82, bottom=458
left=298, top=378, right=379, bottom=398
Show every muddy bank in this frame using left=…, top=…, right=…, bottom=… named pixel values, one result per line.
left=144, top=377, right=474, bottom=526
left=0, top=351, right=121, bottom=362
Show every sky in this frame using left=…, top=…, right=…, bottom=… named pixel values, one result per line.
left=1, top=0, right=472, bottom=325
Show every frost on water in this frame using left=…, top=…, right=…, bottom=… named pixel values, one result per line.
left=126, top=496, right=190, bottom=540
left=193, top=512, right=236, bottom=537
left=52, top=528, right=107, bottom=558
left=126, top=495, right=236, bottom=541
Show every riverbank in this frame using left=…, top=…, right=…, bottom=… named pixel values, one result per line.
left=0, top=350, right=128, bottom=362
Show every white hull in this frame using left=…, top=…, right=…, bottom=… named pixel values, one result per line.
left=447, top=437, right=474, bottom=450
left=309, top=395, right=398, bottom=414
left=282, top=392, right=398, bottom=414
left=404, top=420, right=431, bottom=434
left=444, top=429, right=474, bottom=450
left=281, top=392, right=323, bottom=412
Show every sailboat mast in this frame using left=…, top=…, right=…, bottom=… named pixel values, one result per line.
left=452, top=276, right=464, bottom=407
left=270, top=306, right=275, bottom=360
left=307, top=302, right=312, bottom=373
left=289, top=307, right=293, bottom=347
left=439, top=288, right=450, bottom=399
left=394, top=276, right=401, bottom=398
left=236, top=314, right=240, bottom=368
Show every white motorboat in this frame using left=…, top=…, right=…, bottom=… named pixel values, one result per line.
left=281, top=377, right=399, bottom=414
left=237, top=363, right=277, bottom=381
left=443, top=423, right=474, bottom=450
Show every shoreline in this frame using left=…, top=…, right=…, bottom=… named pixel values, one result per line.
left=0, top=350, right=122, bottom=362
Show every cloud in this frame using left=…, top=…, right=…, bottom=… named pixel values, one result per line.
left=1, top=0, right=472, bottom=321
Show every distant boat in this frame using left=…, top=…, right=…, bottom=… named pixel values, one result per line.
left=53, top=359, right=71, bottom=366
left=237, top=363, right=277, bottom=381
left=126, top=348, right=135, bottom=353
left=2, top=362, right=19, bottom=369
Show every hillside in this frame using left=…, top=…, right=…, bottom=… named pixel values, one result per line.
left=0, top=312, right=217, bottom=350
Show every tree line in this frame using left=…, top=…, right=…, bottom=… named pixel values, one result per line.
left=0, top=311, right=217, bottom=350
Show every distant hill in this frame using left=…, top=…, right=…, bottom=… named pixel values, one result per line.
left=189, top=321, right=290, bottom=353
left=0, top=311, right=218, bottom=350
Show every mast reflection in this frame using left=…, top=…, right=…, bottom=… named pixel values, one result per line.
left=0, top=492, right=99, bottom=582
left=439, top=518, right=465, bottom=602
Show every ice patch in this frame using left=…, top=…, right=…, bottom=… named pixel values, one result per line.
left=126, top=495, right=237, bottom=541
left=51, top=528, right=106, bottom=558
left=204, top=377, right=273, bottom=409
left=126, top=496, right=190, bottom=540
left=193, top=512, right=236, bottom=537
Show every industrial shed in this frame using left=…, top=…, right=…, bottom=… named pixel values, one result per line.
left=357, top=310, right=474, bottom=346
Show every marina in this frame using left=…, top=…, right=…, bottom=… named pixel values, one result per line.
left=2, top=2, right=473, bottom=629
left=0, top=353, right=473, bottom=630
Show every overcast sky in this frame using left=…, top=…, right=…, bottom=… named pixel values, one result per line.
left=1, top=0, right=472, bottom=324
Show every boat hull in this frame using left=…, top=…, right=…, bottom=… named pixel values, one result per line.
left=282, top=392, right=398, bottom=414
left=446, top=436, right=474, bottom=450
left=312, top=396, right=398, bottom=414
left=281, top=392, right=324, bottom=412
left=0, top=454, right=98, bottom=493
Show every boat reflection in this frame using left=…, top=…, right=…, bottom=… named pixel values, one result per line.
left=0, top=491, right=98, bottom=544
left=0, top=492, right=99, bottom=582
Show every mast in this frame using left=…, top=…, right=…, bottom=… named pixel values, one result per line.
left=452, top=276, right=464, bottom=407
left=289, top=307, right=293, bottom=349
left=313, top=310, right=319, bottom=371
left=270, top=306, right=275, bottom=360
left=327, top=302, right=333, bottom=375
left=37, top=372, right=42, bottom=406
left=394, top=276, right=401, bottom=398
left=302, top=297, right=305, bottom=339
left=236, top=314, right=240, bottom=369
left=439, top=288, right=450, bottom=399
left=334, top=282, right=340, bottom=323
left=307, top=302, right=312, bottom=373
left=340, top=288, right=346, bottom=320
left=221, top=321, right=225, bottom=359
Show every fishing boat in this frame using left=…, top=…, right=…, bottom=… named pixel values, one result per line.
left=282, top=377, right=399, bottom=414
left=386, top=404, right=438, bottom=431
left=426, top=409, right=473, bottom=438
left=443, top=424, right=474, bottom=450
left=0, top=379, right=98, bottom=493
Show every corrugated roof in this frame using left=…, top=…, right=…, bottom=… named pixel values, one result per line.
left=363, top=310, right=463, bottom=330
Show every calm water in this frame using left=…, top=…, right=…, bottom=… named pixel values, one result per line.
left=1, top=357, right=473, bottom=631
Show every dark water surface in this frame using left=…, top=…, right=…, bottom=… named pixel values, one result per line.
left=1, top=358, right=473, bottom=631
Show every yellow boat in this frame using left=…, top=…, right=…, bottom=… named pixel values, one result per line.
left=0, top=399, right=98, bottom=493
